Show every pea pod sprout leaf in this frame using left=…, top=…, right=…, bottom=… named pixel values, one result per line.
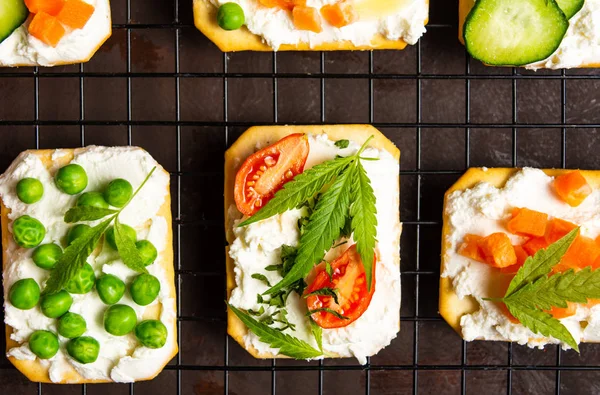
left=114, top=217, right=148, bottom=274
left=44, top=215, right=116, bottom=295
left=228, top=303, right=322, bottom=359
left=64, top=206, right=118, bottom=223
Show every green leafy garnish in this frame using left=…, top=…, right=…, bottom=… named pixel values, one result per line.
left=306, top=308, right=349, bottom=320
left=304, top=287, right=339, bottom=305
left=325, top=261, right=333, bottom=281
left=228, top=304, right=322, bottom=359
left=64, top=207, right=118, bottom=223
left=43, top=215, right=115, bottom=295
left=334, top=139, right=350, bottom=149
left=251, top=273, right=272, bottom=287
left=309, top=318, right=323, bottom=352
left=45, top=167, right=156, bottom=294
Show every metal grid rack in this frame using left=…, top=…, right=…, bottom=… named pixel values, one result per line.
left=1, top=0, right=600, bottom=394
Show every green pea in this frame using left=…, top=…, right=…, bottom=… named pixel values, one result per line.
left=103, top=304, right=137, bottom=336
left=58, top=312, right=87, bottom=339
left=65, top=263, right=96, bottom=294
left=16, top=178, right=44, bottom=204
left=40, top=290, right=73, bottom=318
left=12, top=215, right=45, bottom=248
left=29, top=330, right=59, bottom=359
left=135, top=320, right=168, bottom=349
left=55, top=164, right=88, bottom=195
left=32, top=243, right=63, bottom=270
left=105, top=225, right=136, bottom=250
left=103, top=179, right=133, bottom=208
left=9, top=278, right=40, bottom=310
left=67, top=224, right=91, bottom=246
left=130, top=273, right=160, bottom=306
left=136, top=240, right=158, bottom=266
left=67, top=336, right=99, bottom=364
left=217, top=3, right=245, bottom=31
left=76, top=191, right=109, bottom=209
left=96, top=274, right=125, bottom=305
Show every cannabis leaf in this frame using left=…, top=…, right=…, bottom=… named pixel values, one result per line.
left=114, top=217, right=148, bottom=274
left=64, top=206, right=118, bottom=223
left=228, top=303, right=322, bottom=359
left=309, top=317, right=323, bottom=352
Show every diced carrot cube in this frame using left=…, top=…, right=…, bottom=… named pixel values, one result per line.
left=553, top=236, right=600, bottom=273
left=500, top=245, right=528, bottom=274
left=56, top=0, right=95, bottom=29
left=457, top=234, right=485, bottom=263
left=28, top=12, right=66, bottom=47
left=321, top=3, right=356, bottom=28
left=553, top=170, right=592, bottom=207
left=522, top=237, right=549, bottom=256
left=258, top=0, right=303, bottom=10
left=25, top=0, right=65, bottom=15
left=545, top=218, right=578, bottom=244
left=477, top=232, right=517, bottom=268
left=292, top=6, right=322, bottom=33
left=506, top=207, right=548, bottom=237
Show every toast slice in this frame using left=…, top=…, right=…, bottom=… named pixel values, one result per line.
left=225, top=125, right=400, bottom=358
left=2, top=147, right=177, bottom=383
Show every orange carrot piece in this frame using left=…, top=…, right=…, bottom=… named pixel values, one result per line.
left=506, top=207, right=549, bottom=237
left=522, top=237, right=549, bottom=256
left=28, top=12, right=66, bottom=47
left=258, top=0, right=304, bottom=10
left=56, top=0, right=95, bottom=29
left=553, top=170, right=592, bottom=207
left=458, top=234, right=485, bottom=263
left=321, top=3, right=356, bottom=28
left=553, top=236, right=600, bottom=273
left=25, top=0, right=65, bottom=15
left=545, top=218, right=578, bottom=244
left=292, top=6, right=322, bottom=33
left=500, top=245, right=528, bottom=274
left=477, top=232, right=517, bottom=268
left=548, top=300, right=599, bottom=319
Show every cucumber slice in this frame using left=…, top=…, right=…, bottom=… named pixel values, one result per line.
left=0, top=0, right=28, bottom=44
left=464, top=0, right=569, bottom=66
left=556, top=0, right=584, bottom=19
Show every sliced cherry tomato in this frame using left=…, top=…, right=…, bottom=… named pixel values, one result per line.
left=305, top=245, right=376, bottom=329
left=234, top=133, right=309, bottom=216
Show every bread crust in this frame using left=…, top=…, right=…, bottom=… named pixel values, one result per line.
left=0, top=0, right=112, bottom=67
left=3, top=148, right=178, bottom=383
left=224, top=125, right=400, bottom=359
left=458, top=0, right=600, bottom=68
left=440, top=167, right=600, bottom=342
left=193, top=0, right=429, bottom=52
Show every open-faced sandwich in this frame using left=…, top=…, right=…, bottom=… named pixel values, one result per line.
left=0, top=0, right=111, bottom=67
left=441, top=167, right=600, bottom=351
left=1, top=146, right=177, bottom=383
left=224, top=125, right=400, bottom=363
left=194, top=0, right=428, bottom=51
left=460, top=0, right=599, bottom=69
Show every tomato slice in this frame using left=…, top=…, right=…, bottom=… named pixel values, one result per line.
left=305, top=245, right=376, bottom=329
left=234, top=133, right=309, bottom=216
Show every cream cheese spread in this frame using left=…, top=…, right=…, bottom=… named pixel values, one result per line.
left=208, top=0, right=428, bottom=50
left=0, top=0, right=111, bottom=67
left=228, top=133, right=401, bottom=364
left=1, top=146, right=175, bottom=383
left=443, top=168, right=600, bottom=349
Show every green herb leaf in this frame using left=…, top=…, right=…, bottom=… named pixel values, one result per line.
left=252, top=273, right=272, bottom=287
left=248, top=306, right=265, bottom=316
left=350, top=159, right=378, bottom=290
left=505, top=228, right=579, bottom=296
left=306, top=308, right=349, bottom=320
left=304, top=288, right=339, bottom=305
left=505, top=300, right=579, bottom=352
left=64, top=206, right=118, bottom=223
left=228, top=303, right=322, bottom=359
left=334, top=139, right=350, bottom=149
left=325, top=262, right=333, bottom=281
left=43, top=215, right=116, bottom=295
left=265, top=164, right=355, bottom=295
left=265, top=265, right=280, bottom=272
left=309, top=318, right=323, bottom=352
left=238, top=155, right=354, bottom=227
left=114, top=217, right=148, bottom=274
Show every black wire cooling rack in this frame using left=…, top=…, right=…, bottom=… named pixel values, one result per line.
left=2, top=0, right=600, bottom=394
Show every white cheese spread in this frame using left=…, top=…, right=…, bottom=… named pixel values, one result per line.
left=1, top=146, right=176, bottom=383
left=208, top=0, right=428, bottom=50
left=228, top=133, right=401, bottom=364
left=443, top=168, right=600, bottom=349
left=0, top=0, right=111, bottom=67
